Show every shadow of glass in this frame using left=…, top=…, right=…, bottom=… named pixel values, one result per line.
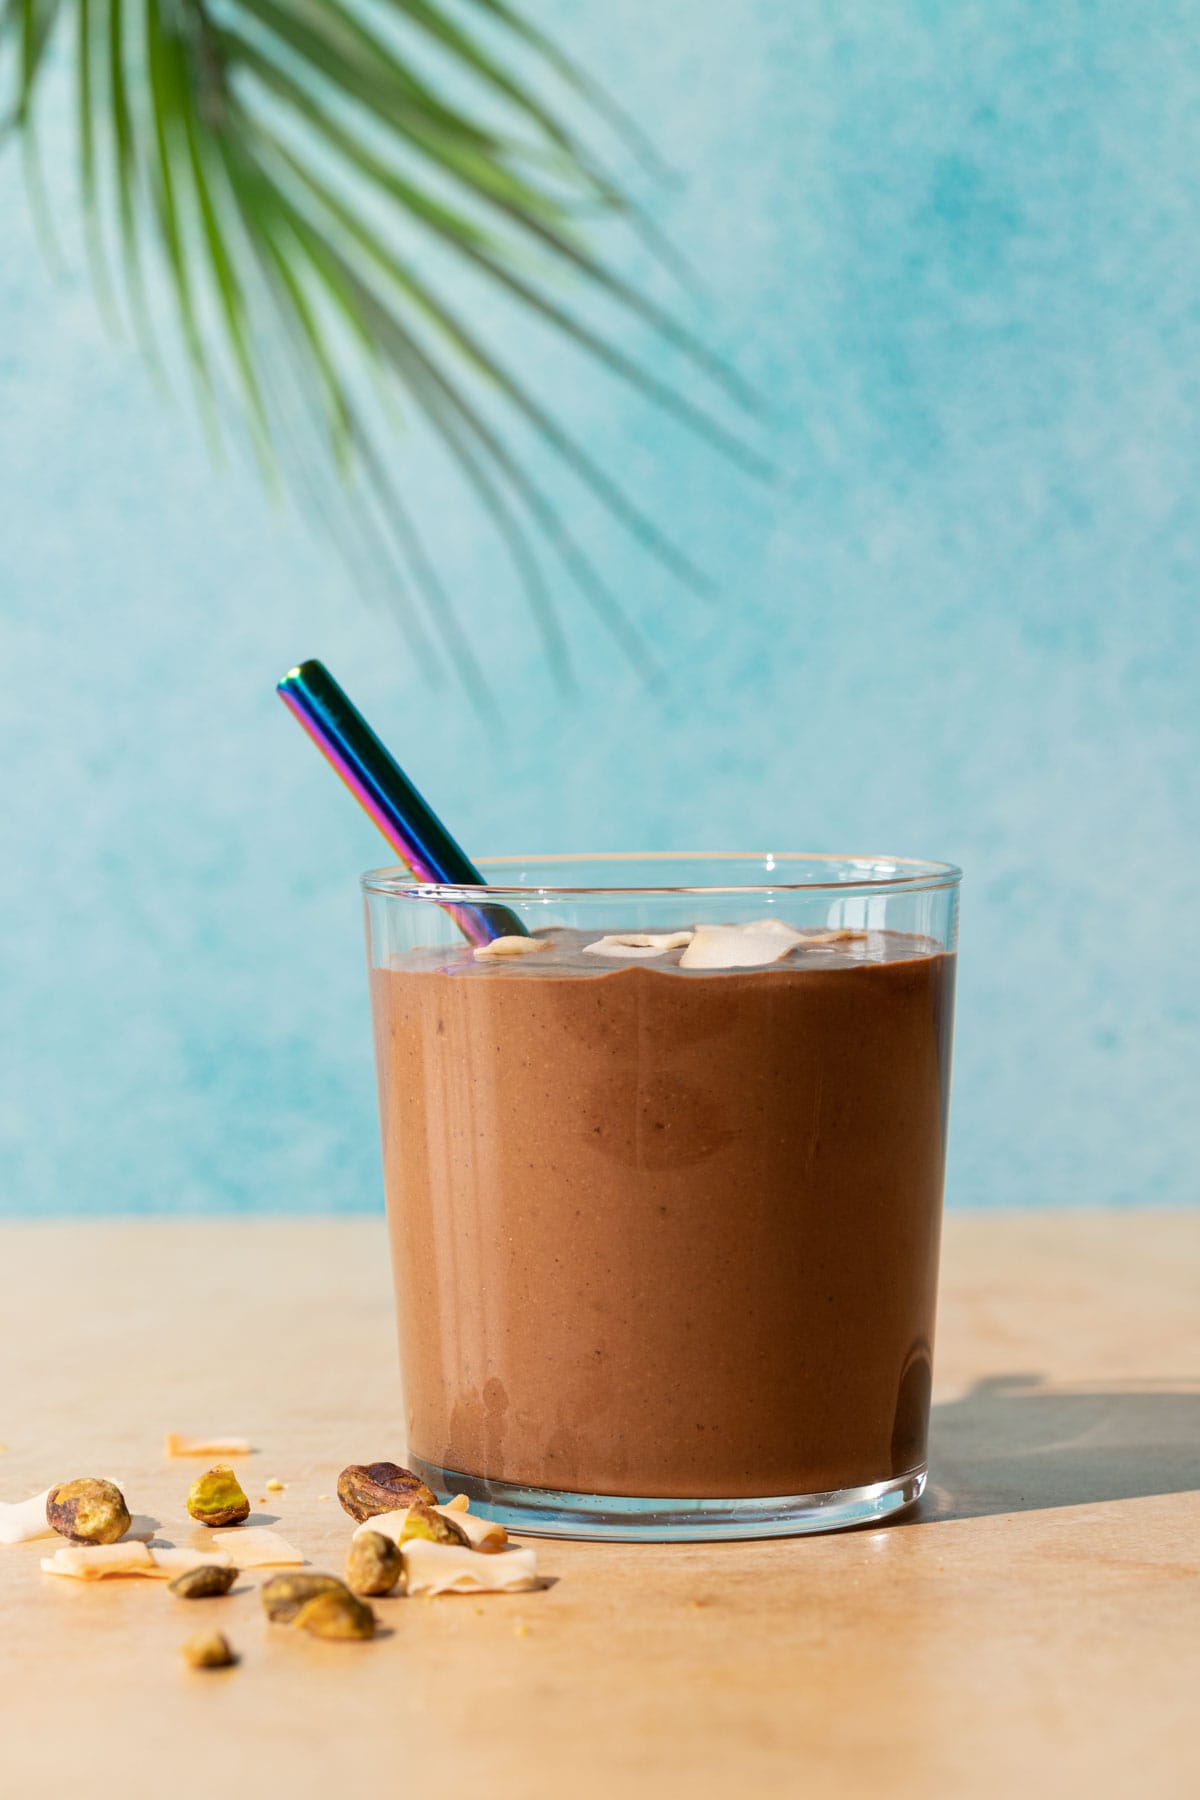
left=910, top=1374, right=1200, bottom=1523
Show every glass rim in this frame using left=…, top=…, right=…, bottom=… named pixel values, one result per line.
left=360, top=851, right=963, bottom=900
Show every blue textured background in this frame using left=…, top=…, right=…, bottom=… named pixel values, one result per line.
left=2, top=1, right=1197, bottom=1214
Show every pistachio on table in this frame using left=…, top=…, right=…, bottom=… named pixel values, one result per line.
left=293, top=1589, right=376, bottom=1641
left=187, top=1465, right=250, bottom=1528
left=345, top=1530, right=403, bottom=1597
left=260, top=1571, right=350, bottom=1624
left=168, top=1563, right=239, bottom=1599
left=397, top=1499, right=469, bottom=1549
left=336, top=1461, right=434, bottom=1522
left=180, top=1630, right=237, bottom=1669
left=46, top=1478, right=131, bottom=1545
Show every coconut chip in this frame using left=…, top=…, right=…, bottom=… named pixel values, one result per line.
left=40, top=1543, right=235, bottom=1581
left=401, top=1537, right=539, bottom=1596
left=793, top=928, right=868, bottom=947
left=353, top=1503, right=507, bottom=1553
left=583, top=932, right=694, bottom=959
left=679, top=920, right=806, bottom=970
left=472, top=936, right=548, bottom=961
left=0, top=1488, right=55, bottom=1546
left=209, top=1527, right=304, bottom=1567
left=165, top=1433, right=252, bottom=1458
left=146, top=1547, right=238, bottom=1577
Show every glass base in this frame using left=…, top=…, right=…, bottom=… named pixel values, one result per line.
left=411, top=1457, right=926, bottom=1542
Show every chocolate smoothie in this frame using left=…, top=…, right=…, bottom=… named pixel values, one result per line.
left=370, top=929, right=955, bottom=1500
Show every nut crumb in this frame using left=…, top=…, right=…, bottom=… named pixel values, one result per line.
left=265, top=1478, right=284, bottom=1491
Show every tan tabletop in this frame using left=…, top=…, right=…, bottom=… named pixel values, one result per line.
left=1, top=1212, right=1197, bottom=1799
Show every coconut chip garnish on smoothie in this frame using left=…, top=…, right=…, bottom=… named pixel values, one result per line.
left=277, top=659, right=961, bottom=1541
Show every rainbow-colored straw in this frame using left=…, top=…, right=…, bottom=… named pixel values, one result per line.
left=276, top=659, right=525, bottom=946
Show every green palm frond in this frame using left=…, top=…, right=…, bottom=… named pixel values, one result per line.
left=1, top=0, right=762, bottom=687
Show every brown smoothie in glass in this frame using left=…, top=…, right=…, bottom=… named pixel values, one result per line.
left=370, top=929, right=955, bottom=1499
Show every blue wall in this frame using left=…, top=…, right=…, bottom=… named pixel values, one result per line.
left=2, top=1, right=1197, bottom=1213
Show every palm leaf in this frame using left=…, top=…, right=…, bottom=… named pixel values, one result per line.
left=0, top=0, right=763, bottom=685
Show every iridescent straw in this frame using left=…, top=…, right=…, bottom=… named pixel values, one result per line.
left=276, top=659, right=526, bottom=946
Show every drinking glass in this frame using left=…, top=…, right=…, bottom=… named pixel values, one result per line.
left=362, top=853, right=960, bottom=1540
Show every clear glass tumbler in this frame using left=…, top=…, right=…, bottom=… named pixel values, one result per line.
left=362, top=853, right=960, bottom=1540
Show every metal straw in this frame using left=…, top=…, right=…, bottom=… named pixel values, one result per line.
left=276, top=659, right=526, bottom=945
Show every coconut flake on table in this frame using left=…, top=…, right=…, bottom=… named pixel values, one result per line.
left=401, top=1537, right=540, bottom=1596
left=209, top=1526, right=305, bottom=1567
left=0, top=1488, right=55, bottom=1545
left=582, top=932, right=694, bottom=959
left=164, top=1433, right=252, bottom=1457
left=40, top=1543, right=235, bottom=1581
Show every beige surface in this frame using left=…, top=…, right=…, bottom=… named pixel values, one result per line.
left=1, top=1213, right=1197, bottom=1799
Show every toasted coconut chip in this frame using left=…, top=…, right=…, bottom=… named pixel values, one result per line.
left=0, top=1488, right=54, bottom=1545
left=473, top=936, right=547, bottom=961
left=442, top=1511, right=508, bottom=1552
left=209, top=1527, right=304, bottom=1567
left=42, top=1543, right=156, bottom=1579
left=401, top=1538, right=539, bottom=1596
left=40, top=1543, right=235, bottom=1581
left=145, top=1548, right=237, bottom=1577
left=353, top=1504, right=506, bottom=1552
left=793, top=928, right=868, bottom=946
left=165, top=1433, right=252, bottom=1458
left=583, top=931, right=694, bottom=959
left=679, top=920, right=806, bottom=970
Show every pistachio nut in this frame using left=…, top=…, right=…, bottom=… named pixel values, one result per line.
left=345, top=1530, right=403, bottom=1597
left=293, top=1589, right=376, bottom=1641
left=336, top=1461, right=434, bottom=1522
left=168, top=1563, right=238, bottom=1599
left=45, top=1478, right=131, bottom=1545
left=398, top=1499, right=470, bottom=1548
left=260, top=1571, right=350, bottom=1624
left=186, top=1465, right=250, bottom=1528
left=180, top=1630, right=236, bottom=1669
